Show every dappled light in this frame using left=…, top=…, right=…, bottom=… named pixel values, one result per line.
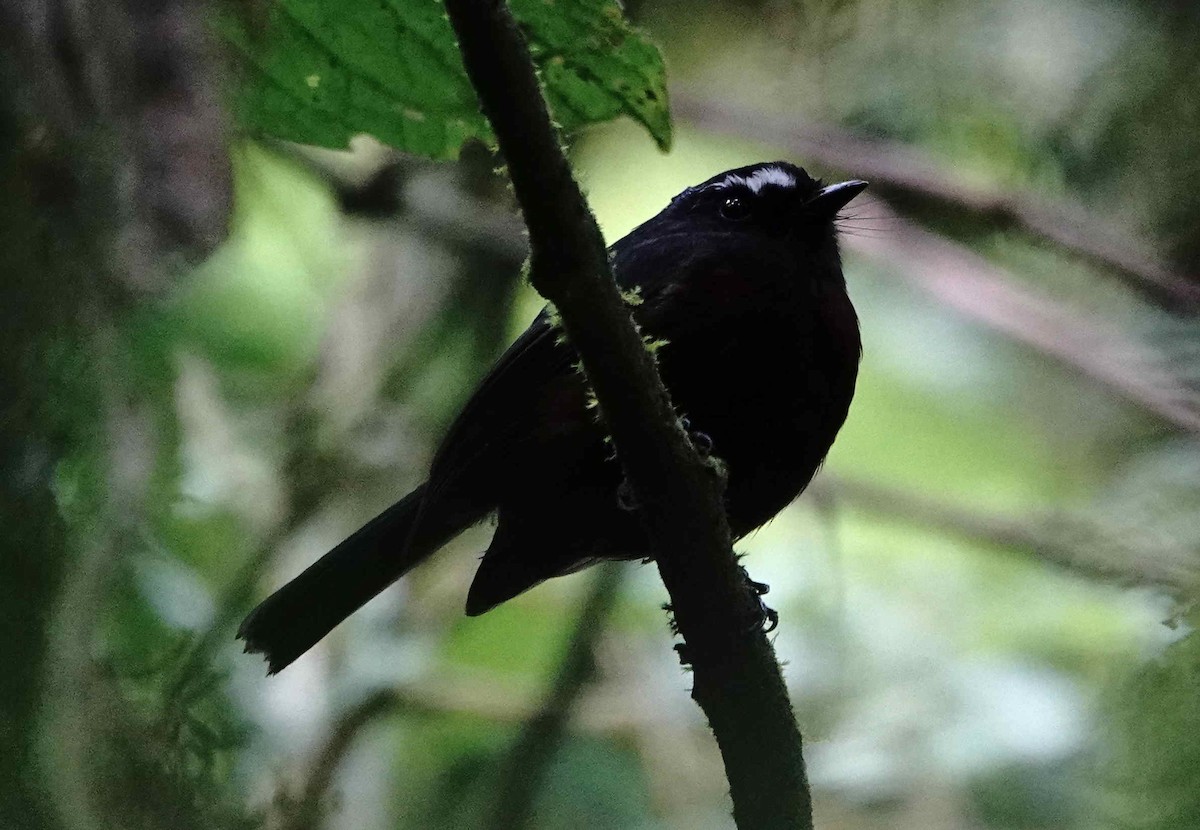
left=2, top=0, right=1198, bottom=828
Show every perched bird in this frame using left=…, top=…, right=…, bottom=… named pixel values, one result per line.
left=239, top=162, right=867, bottom=674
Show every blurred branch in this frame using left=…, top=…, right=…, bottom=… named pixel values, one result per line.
left=295, top=134, right=1200, bottom=437
left=44, top=325, right=159, bottom=830
left=283, top=607, right=640, bottom=830
left=444, top=1, right=813, bottom=827
left=167, top=400, right=332, bottom=703
left=846, top=201, right=1200, bottom=434
left=301, top=674, right=647, bottom=739
left=274, top=143, right=529, bottom=407
left=167, top=529, right=291, bottom=704
left=277, top=143, right=528, bottom=262
left=0, top=88, right=72, bottom=830
left=402, top=164, right=529, bottom=263
left=1, top=0, right=229, bottom=823
left=811, top=475, right=1200, bottom=595
left=674, top=96, right=1200, bottom=312
left=282, top=690, right=402, bottom=830
left=485, top=563, right=625, bottom=830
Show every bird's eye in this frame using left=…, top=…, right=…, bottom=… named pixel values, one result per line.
left=719, top=196, right=751, bottom=221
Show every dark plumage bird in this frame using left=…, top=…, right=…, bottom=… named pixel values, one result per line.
left=239, top=162, right=867, bottom=674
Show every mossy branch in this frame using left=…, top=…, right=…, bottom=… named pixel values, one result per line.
left=442, top=1, right=814, bottom=826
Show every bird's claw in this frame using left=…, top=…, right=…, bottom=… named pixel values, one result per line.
left=742, top=567, right=770, bottom=597
left=760, top=605, right=780, bottom=634
left=667, top=570, right=776, bottom=669
left=680, top=417, right=714, bottom=457
left=740, top=565, right=779, bottom=633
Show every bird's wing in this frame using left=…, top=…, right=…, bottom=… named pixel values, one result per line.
left=419, top=310, right=578, bottom=509
left=412, top=238, right=691, bottom=539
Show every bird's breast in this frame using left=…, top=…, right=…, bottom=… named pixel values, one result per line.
left=656, top=292, right=860, bottom=535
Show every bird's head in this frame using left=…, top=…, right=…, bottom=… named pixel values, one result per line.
left=613, top=162, right=867, bottom=302
left=667, top=162, right=866, bottom=232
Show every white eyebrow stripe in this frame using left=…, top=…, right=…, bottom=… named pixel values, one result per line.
left=713, top=166, right=796, bottom=194
left=743, top=165, right=796, bottom=193
left=698, top=175, right=746, bottom=194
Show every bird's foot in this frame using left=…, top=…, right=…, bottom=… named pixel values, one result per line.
left=664, top=571, right=776, bottom=669
left=741, top=565, right=779, bottom=633
left=616, top=477, right=639, bottom=511
left=680, top=416, right=714, bottom=457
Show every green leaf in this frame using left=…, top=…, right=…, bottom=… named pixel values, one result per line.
left=221, top=0, right=672, bottom=159
left=516, top=0, right=672, bottom=150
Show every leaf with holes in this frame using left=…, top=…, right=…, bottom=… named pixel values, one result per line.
left=221, top=0, right=672, bottom=158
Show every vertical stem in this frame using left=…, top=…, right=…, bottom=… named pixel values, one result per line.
left=442, top=2, right=814, bottom=826
left=486, top=563, right=625, bottom=830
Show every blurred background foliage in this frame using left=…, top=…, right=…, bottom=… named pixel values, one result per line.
left=2, top=0, right=1200, bottom=828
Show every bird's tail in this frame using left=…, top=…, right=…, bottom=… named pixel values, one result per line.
left=238, top=484, right=470, bottom=674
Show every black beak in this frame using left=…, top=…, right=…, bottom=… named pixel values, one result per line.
left=806, top=180, right=868, bottom=219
